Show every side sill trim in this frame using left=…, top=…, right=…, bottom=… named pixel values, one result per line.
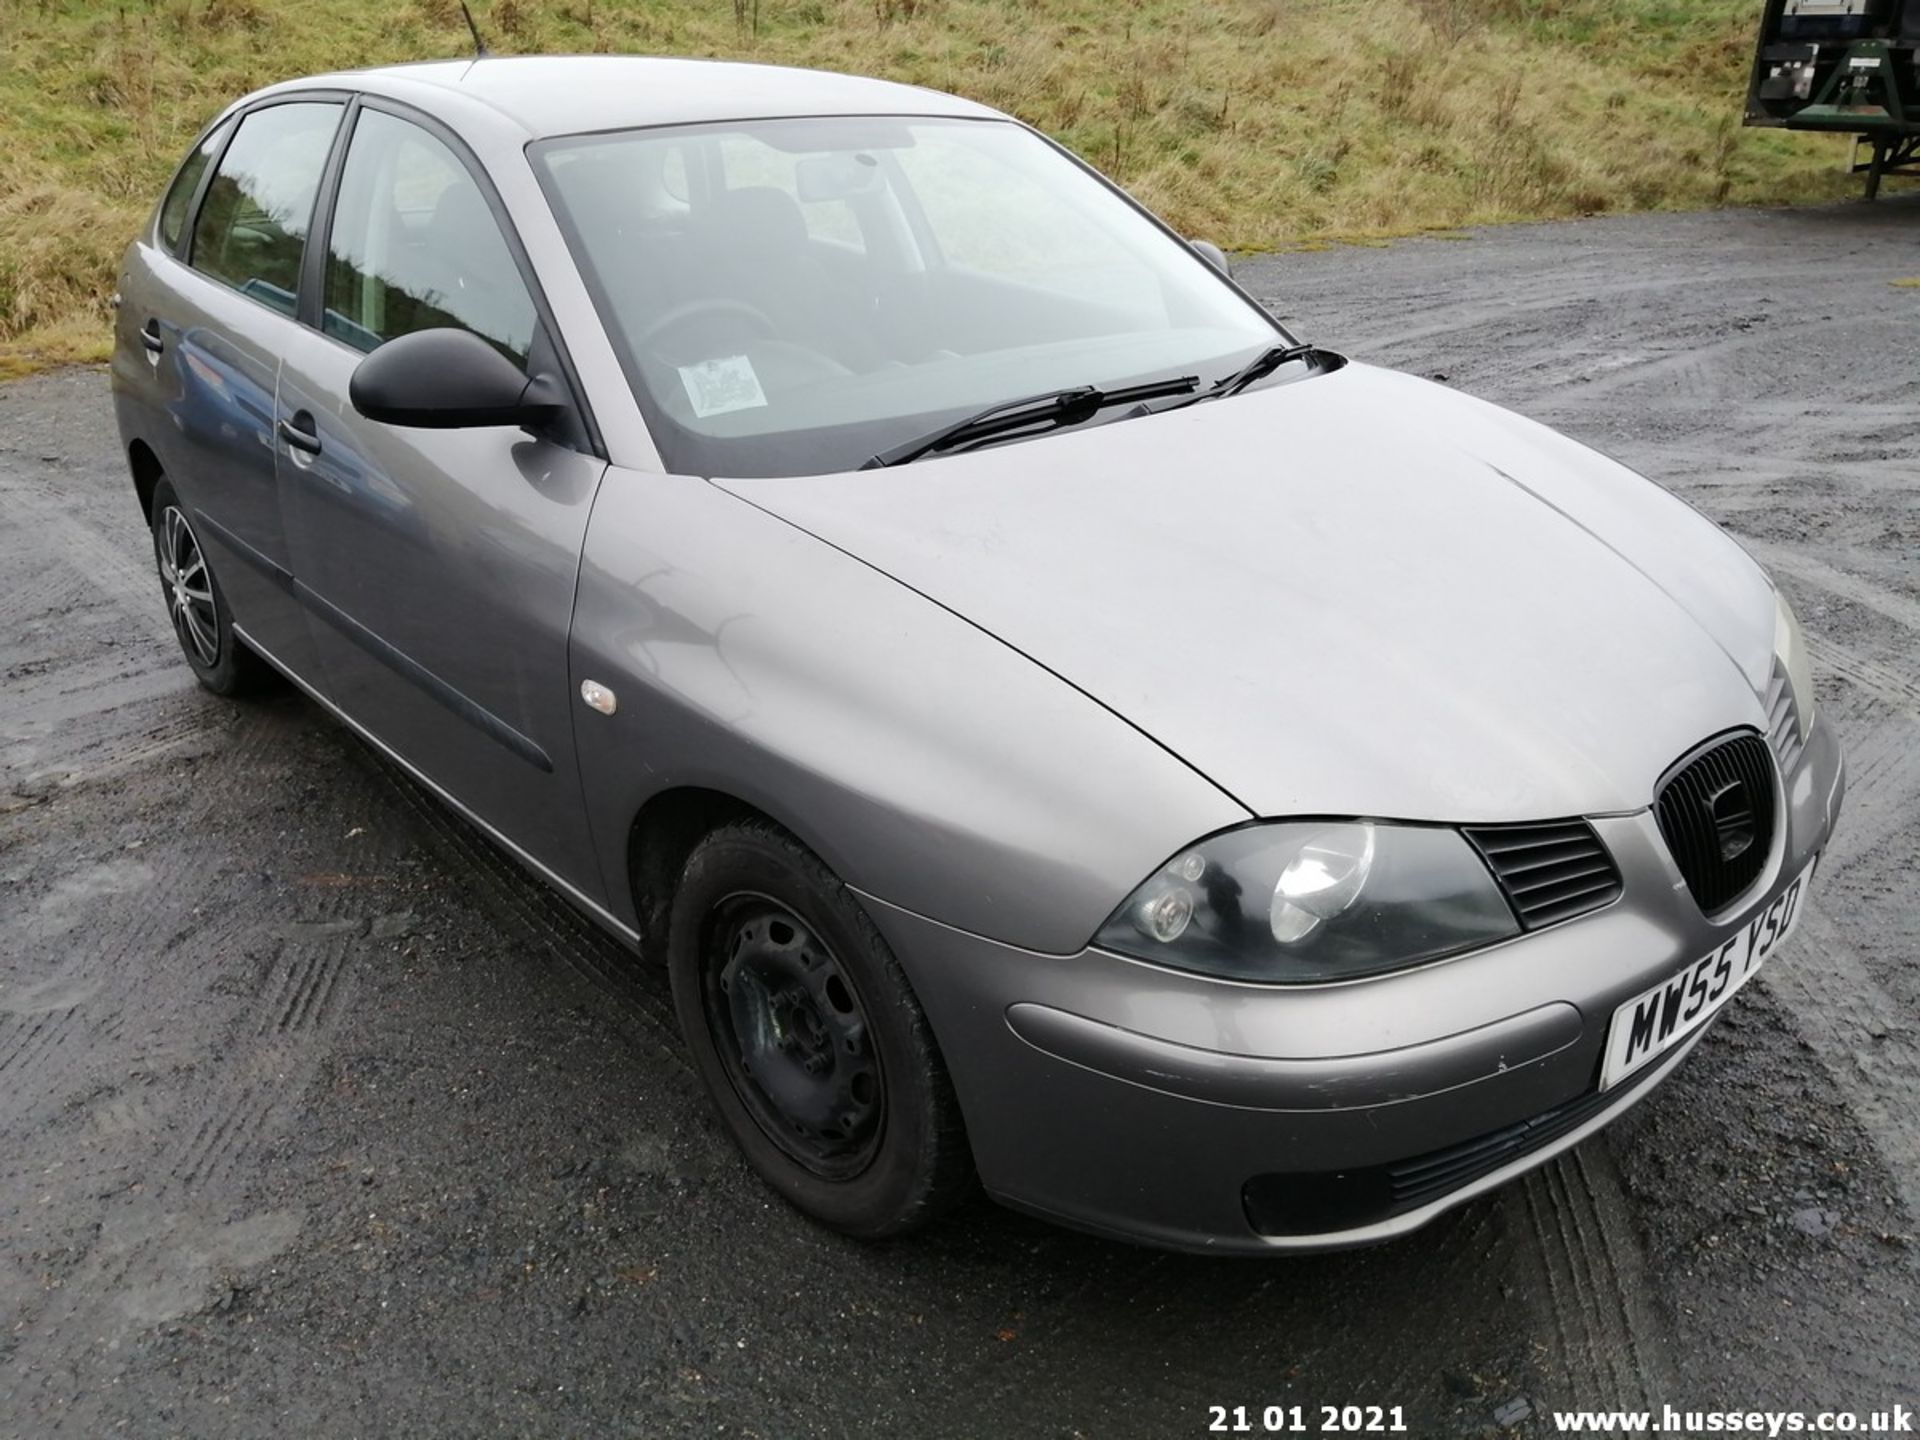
left=231, top=622, right=640, bottom=948
left=1005, top=1000, right=1583, bottom=1113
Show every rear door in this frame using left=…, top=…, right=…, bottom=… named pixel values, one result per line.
left=154, top=97, right=346, bottom=682
left=276, top=100, right=609, bottom=901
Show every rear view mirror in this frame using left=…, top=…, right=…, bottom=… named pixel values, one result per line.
left=796, top=152, right=883, bottom=203
left=1189, top=239, right=1230, bottom=274
left=349, top=328, right=562, bottom=430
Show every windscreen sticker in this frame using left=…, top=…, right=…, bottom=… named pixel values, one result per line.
left=678, top=355, right=768, bottom=418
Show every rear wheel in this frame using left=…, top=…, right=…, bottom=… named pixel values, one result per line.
left=149, top=478, right=272, bottom=696
left=667, top=820, right=973, bottom=1237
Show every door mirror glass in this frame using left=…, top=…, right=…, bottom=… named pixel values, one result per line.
left=348, top=327, right=560, bottom=430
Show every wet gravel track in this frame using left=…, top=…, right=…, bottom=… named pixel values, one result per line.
left=2, top=195, right=1917, bottom=1436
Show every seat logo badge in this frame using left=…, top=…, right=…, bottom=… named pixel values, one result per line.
left=1707, top=778, right=1755, bottom=862
left=579, top=679, right=618, bottom=716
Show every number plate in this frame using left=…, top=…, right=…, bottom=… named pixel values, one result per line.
left=1600, top=857, right=1816, bottom=1089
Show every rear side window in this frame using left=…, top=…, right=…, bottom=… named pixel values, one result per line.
left=189, top=100, right=343, bottom=317
left=321, top=109, right=535, bottom=366
left=158, top=119, right=230, bottom=254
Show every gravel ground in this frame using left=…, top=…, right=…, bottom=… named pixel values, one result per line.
left=2, top=193, right=1917, bottom=1437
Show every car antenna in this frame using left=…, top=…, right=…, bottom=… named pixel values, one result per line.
left=458, top=1, right=491, bottom=58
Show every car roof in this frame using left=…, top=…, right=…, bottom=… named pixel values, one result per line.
left=271, top=54, right=1002, bottom=138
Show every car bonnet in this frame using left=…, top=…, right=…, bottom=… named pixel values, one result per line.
left=714, top=362, right=1778, bottom=823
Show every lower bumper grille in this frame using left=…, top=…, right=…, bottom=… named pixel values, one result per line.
left=1241, top=1060, right=1668, bottom=1238
left=1386, top=1084, right=1616, bottom=1210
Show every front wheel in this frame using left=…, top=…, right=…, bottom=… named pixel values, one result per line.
left=667, top=820, right=973, bottom=1238
left=149, top=478, right=272, bottom=696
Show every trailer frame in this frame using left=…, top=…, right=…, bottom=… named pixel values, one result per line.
left=1745, top=0, right=1920, bottom=199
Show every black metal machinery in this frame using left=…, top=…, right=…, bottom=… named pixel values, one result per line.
left=1746, top=0, right=1920, bottom=197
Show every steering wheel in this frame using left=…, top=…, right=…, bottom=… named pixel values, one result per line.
left=636, top=298, right=778, bottom=356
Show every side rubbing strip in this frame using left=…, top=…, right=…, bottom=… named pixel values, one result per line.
left=294, top=582, right=553, bottom=773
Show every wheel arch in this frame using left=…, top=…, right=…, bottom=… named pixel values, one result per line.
left=624, top=781, right=909, bottom=965
left=625, top=785, right=763, bottom=958
left=128, top=438, right=164, bottom=521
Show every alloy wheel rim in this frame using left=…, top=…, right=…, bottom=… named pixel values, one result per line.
left=157, top=505, right=219, bottom=668
left=703, top=893, right=885, bottom=1179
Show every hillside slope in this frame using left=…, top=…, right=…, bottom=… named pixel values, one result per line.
left=0, top=0, right=1870, bottom=374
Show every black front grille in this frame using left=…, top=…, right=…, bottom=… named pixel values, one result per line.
left=1463, top=819, right=1623, bottom=929
left=1654, top=732, right=1776, bottom=914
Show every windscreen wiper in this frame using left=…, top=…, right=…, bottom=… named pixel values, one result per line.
left=1146, top=342, right=1327, bottom=416
left=1212, top=341, right=1319, bottom=397
left=861, top=375, right=1200, bottom=469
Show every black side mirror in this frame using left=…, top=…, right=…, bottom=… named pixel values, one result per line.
left=1189, top=239, right=1230, bottom=275
left=348, top=327, right=563, bottom=430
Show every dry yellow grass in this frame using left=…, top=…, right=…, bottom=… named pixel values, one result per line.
left=0, top=0, right=1880, bottom=373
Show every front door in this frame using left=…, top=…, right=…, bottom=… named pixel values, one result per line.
left=277, top=103, right=608, bottom=900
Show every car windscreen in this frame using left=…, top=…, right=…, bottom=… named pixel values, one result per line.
left=531, top=115, right=1287, bottom=477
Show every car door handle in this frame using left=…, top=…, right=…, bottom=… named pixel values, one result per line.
left=139, top=320, right=164, bottom=355
left=277, top=414, right=322, bottom=455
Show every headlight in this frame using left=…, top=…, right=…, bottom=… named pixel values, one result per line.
left=1095, top=821, right=1520, bottom=983
left=1773, top=590, right=1815, bottom=742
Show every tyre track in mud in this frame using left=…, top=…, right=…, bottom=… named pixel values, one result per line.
left=0, top=406, right=375, bottom=1395
left=1514, top=1148, right=1678, bottom=1416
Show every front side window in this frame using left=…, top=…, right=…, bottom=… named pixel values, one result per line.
left=189, top=101, right=343, bottom=316
left=534, top=115, right=1284, bottom=478
left=158, top=119, right=230, bottom=254
left=321, top=109, right=535, bottom=366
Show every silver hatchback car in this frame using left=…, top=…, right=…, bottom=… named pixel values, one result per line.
left=111, top=55, right=1844, bottom=1253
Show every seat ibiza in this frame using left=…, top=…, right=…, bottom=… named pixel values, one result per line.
left=111, top=55, right=1844, bottom=1253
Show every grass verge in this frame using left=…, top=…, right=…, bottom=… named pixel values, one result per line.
left=0, top=0, right=1891, bottom=373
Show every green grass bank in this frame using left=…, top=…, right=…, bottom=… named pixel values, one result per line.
left=0, top=0, right=1875, bottom=374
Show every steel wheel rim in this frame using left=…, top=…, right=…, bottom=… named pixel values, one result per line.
left=702, top=893, right=885, bottom=1179
left=157, top=504, right=219, bottom=668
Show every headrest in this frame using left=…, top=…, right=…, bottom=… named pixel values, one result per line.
left=696, top=185, right=809, bottom=258
left=424, top=182, right=515, bottom=282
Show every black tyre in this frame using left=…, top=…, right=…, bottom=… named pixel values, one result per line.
left=149, top=479, right=273, bottom=697
left=667, top=819, right=973, bottom=1237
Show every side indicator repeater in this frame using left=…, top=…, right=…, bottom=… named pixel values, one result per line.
left=580, top=679, right=617, bottom=716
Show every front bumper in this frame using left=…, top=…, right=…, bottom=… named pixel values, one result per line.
left=863, top=713, right=1845, bottom=1254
